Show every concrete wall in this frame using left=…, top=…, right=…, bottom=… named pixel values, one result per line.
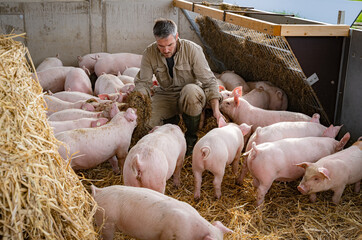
left=0, top=0, right=220, bottom=67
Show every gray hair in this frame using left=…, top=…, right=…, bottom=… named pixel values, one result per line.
left=153, top=18, right=177, bottom=39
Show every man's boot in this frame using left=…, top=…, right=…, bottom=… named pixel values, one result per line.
left=182, top=113, right=201, bottom=156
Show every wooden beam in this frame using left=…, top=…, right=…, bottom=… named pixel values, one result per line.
left=226, top=12, right=281, bottom=36
left=173, top=0, right=350, bottom=37
left=280, top=24, right=350, bottom=37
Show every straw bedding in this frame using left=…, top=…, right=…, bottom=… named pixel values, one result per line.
left=79, top=108, right=362, bottom=239
left=1, top=33, right=360, bottom=240
left=0, top=34, right=97, bottom=239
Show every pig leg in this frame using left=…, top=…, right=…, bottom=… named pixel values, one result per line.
left=108, top=156, right=120, bottom=174
left=101, top=222, right=116, bottom=240
left=193, top=169, right=203, bottom=200
left=331, top=185, right=346, bottom=204
left=213, top=167, right=226, bottom=199
left=232, top=149, right=242, bottom=175
left=256, top=181, right=273, bottom=206
left=173, top=155, right=184, bottom=187
left=236, top=157, right=248, bottom=185
left=354, top=181, right=360, bottom=193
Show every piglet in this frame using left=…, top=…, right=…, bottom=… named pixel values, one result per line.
left=218, top=70, right=250, bottom=93
left=50, top=91, right=123, bottom=103
left=123, top=124, right=186, bottom=193
left=247, top=81, right=288, bottom=110
left=33, top=66, right=74, bottom=93
left=36, top=55, right=63, bottom=71
left=192, top=118, right=251, bottom=199
left=48, top=108, right=104, bottom=121
left=64, top=67, right=93, bottom=95
left=43, top=95, right=95, bottom=116
left=297, top=137, right=362, bottom=204
left=91, top=185, right=233, bottom=240
left=49, top=117, right=108, bottom=134
left=94, top=73, right=135, bottom=95
left=77, top=52, right=111, bottom=74
left=56, top=105, right=137, bottom=173
left=122, top=67, right=140, bottom=78
left=220, top=88, right=312, bottom=132
left=94, top=53, right=142, bottom=77
left=245, top=121, right=342, bottom=152
left=238, top=133, right=350, bottom=206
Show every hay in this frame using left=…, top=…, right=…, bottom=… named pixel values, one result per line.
left=0, top=34, right=97, bottom=239
left=79, top=115, right=361, bottom=239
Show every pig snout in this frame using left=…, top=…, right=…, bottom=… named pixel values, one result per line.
left=297, top=184, right=308, bottom=195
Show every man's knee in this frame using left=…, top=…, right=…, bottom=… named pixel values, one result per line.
left=179, top=84, right=206, bottom=116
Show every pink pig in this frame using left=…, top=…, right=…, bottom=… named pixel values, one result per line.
left=123, top=124, right=186, bottom=193
left=77, top=52, right=111, bottom=74
left=43, top=95, right=95, bottom=116
left=48, top=108, right=104, bottom=121
left=91, top=185, right=233, bottom=240
left=238, top=133, right=350, bottom=206
left=64, top=67, right=93, bottom=95
left=122, top=67, right=140, bottom=78
left=297, top=137, right=362, bottom=204
left=56, top=105, right=137, bottom=173
left=33, top=66, right=75, bottom=93
left=94, top=73, right=135, bottom=95
left=51, top=91, right=123, bottom=103
left=220, top=89, right=312, bottom=132
left=218, top=70, right=250, bottom=93
left=192, top=118, right=251, bottom=199
left=36, top=55, right=63, bottom=72
left=245, top=121, right=342, bottom=152
left=94, top=53, right=142, bottom=77
left=247, top=81, right=288, bottom=110
left=49, top=117, right=108, bottom=134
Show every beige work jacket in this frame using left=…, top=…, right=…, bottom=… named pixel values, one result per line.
left=134, top=38, right=221, bottom=102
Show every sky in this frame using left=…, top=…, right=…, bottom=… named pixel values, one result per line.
left=226, top=0, right=361, bottom=25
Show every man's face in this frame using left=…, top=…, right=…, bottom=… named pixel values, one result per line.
left=156, top=33, right=178, bottom=58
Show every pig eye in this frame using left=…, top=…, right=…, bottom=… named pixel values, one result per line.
left=314, top=177, right=319, bottom=181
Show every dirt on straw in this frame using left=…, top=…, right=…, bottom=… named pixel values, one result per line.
left=0, top=33, right=98, bottom=239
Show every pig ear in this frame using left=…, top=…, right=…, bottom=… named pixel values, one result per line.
left=232, top=86, right=243, bottom=97
left=276, top=90, right=283, bottom=99
left=295, top=162, right=311, bottom=169
left=212, top=221, right=233, bottom=234
left=90, top=185, right=100, bottom=198
left=110, top=103, right=120, bottom=118
left=239, top=123, right=251, bottom=136
left=335, top=132, right=350, bottom=151
left=310, top=113, right=320, bottom=123
left=218, top=117, right=227, bottom=128
left=318, top=167, right=330, bottom=180
left=77, top=56, right=82, bottom=62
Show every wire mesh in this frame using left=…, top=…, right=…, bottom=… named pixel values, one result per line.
left=197, top=16, right=330, bottom=125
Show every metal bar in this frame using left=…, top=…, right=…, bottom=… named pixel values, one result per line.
left=180, top=8, right=226, bottom=71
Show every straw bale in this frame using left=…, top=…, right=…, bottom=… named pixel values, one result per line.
left=0, top=33, right=97, bottom=239
left=79, top=115, right=361, bottom=240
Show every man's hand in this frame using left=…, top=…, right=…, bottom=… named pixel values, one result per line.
left=210, top=98, right=225, bottom=123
